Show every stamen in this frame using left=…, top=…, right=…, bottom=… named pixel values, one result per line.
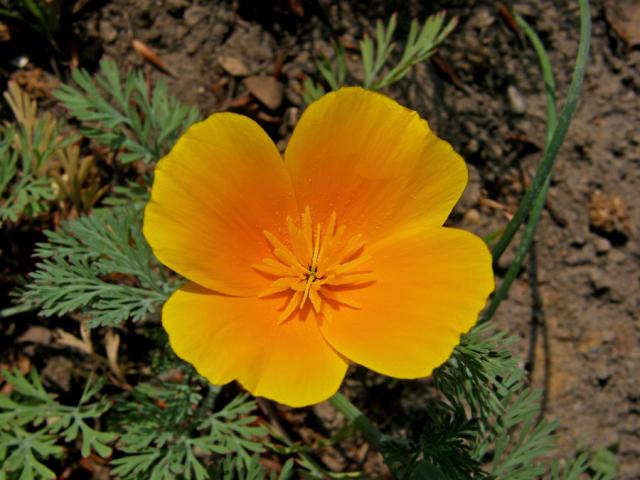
left=300, top=276, right=314, bottom=308
left=301, top=206, right=313, bottom=254
left=287, top=216, right=310, bottom=262
left=278, top=291, right=302, bottom=324
left=319, top=288, right=362, bottom=309
left=332, top=255, right=372, bottom=275
left=256, top=208, right=375, bottom=322
left=258, top=277, right=300, bottom=298
left=322, top=272, right=376, bottom=286
left=252, top=258, right=296, bottom=277
left=311, top=223, right=322, bottom=268
left=316, top=212, right=337, bottom=263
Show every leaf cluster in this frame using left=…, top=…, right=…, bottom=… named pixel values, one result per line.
left=55, top=58, right=200, bottom=166
left=51, top=142, right=110, bottom=215
left=110, top=379, right=274, bottom=480
left=0, top=0, right=63, bottom=43
left=303, top=11, right=457, bottom=102
left=380, top=408, right=486, bottom=480
left=1, top=80, right=109, bottom=224
left=0, top=82, right=64, bottom=224
left=21, top=205, right=174, bottom=327
left=3, top=45, right=303, bottom=480
left=0, top=368, right=116, bottom=480
left=379, top=323, right=617, bottom=479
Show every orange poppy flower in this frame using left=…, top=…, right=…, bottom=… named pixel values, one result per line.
left=143, top=87, right=494, bottom=407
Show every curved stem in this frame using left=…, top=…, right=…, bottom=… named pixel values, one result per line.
left=482, top=177, right=550, bottom=322
left=513, top=10, right=558, bottom=140
left=481, top=8, right=562, bottom=324
left=329, top=392, right=383, bottom=448
left=0, top=303, right=33, bottom=319
left=490, top=0, right=591, bottom=265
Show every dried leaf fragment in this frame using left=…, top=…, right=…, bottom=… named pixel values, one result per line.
left=0, top=21, right=10, bottom=42
left=132, top=39, right=175, bottom=76
left=605, top=0, right=640, bottom=46
left=243, top=75, right=283, bottom=110
left=218, top=56, right=250, bottom=76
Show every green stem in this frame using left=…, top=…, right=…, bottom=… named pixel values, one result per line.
left=0, top=303, right=34, bottom=319
left=483, top=0, right=591, bottom=322
left=513, top=11, right=558, bottom=139
left=482, top=178, right=550, bottom=322
left=329, top=392, right=383, bottom=448
left=490, top=0, right=591, bottom=264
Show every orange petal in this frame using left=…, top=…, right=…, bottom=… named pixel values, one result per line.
left=284, top=87, right=468, bottom=244
left=319, top=227, right=494, bottom=378
left=143, top=113, right=297, bottom=296
left=163, top=283, right=348, bottom=407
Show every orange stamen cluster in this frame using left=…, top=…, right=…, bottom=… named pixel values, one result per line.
left=253, top=207, right=374, bottom=323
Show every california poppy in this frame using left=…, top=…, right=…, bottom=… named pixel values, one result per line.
left=143, top=87, right=494, bottom=407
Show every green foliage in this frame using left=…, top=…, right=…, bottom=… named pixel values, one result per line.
left=0, top=124, right=52, bottom=224
left=482, top=389, right=557, bottom=479
left=445, top=327, right=558, bottom=479
left=381, top=407, right=486, bottom=479
left=54, top=58, right=200, bottom=166
left=213, top=456, right=295, bottom=480
left=378, top=322, right=611, bottom=480
left=0, top=426, right=62, bottom=480
left=110, top=379, right=270, bottom=480
left=432, top=326, right=563, bottom=478
left=303, top=11, right=457, bottom=103
left=21, top=206, right=174, bottom=328
left=587, top=447, right=618, bottom=478
left=50, top=142, right=110, bottom=215
left=0, top=368, right=116, bottom=479
left=549, top=448, right=617, bottom=480
left=0, top=0, right=62, bottom=42
left=0, top=82, right=66, bottom=225
left=434, top=323, right=522, bottom=423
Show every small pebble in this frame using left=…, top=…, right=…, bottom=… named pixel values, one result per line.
left=507, top=85, right=527, bottom=115
left=563, top=248, right=593, bottom=266
left=463, top=208, right=481, bottom=224
left=99, top=20, right=118, bottom=43
left=595, top=363, right=612, bottom=382
left=587, top=267, right=612, bottom=294
left=466, top=138, right=479, bottom=153
left=184, top=5, right=207, bottom=26
left=594, top=237, right=611, bottom=255
left=608, top=249, right=626, bottom=264
left=42, top=356, right=73, bottom=391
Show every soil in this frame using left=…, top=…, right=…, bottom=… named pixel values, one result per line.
left=1, top=0, right=638, bottom=478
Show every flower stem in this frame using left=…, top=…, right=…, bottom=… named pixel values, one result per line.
left=0, top=303, right=33, bottom=319
left=490, top=0, right=591, bottom=265
left=483, top=0, right=591, bottom=324
left=329, top=392, right=383, bottom=448
left=483, top=177, right=550, bottom=322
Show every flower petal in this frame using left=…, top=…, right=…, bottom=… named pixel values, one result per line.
left=163, top=283, right=348, bottom=407
left=284, top=87, right=467, bottom=243
left=144, top=113, right=297, bottom=296
left=319, top=227, right=494, bottom=378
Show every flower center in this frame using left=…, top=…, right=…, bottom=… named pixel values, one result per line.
left=253, top=207, right=375, bottom=323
